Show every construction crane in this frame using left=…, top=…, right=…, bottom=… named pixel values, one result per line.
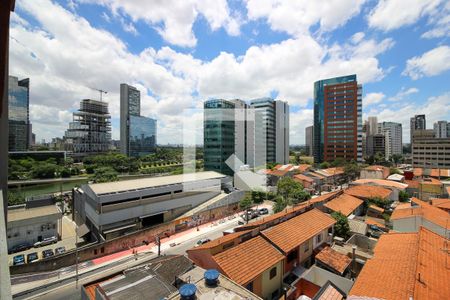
left=88, top=86, right=108, bottom=102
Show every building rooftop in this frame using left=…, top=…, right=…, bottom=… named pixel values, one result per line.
left=405, top=179, right=420, bottom=189
left=350, top=227, right=450, bottom=300
left=344, top=185, right=392, bottom=200
left=315, top=281, right=345, bottom=300
left=364, top=218, right=386, bottom=230
left=169, top=266, right=261, bottom=299
left=261, top=209, right=336, bottom=253
left=348, top=219, right=368, bottom=235
left=413, top=168, right=450, bottom=178
left=352, top=179, right=408, bottom=190
left=315, top=246, right=351, bottom=275
left=88, top=171, right=226, bottom=195
left=323, top=194, right=363, bottom=217
left=364, top=165, right=389, bottom=172
left=294, top=173, right=315, bottom=183
left=8, top=205, right=61, bottom=222
left=391, top=198, right=450, bottom=229
left=430, top=198, right=450, bottom=210
left=212, top=236, right=284, bottom=285
left=368, top=205, right=384, bottom=213
left=315, top=167, right=344, bottom=177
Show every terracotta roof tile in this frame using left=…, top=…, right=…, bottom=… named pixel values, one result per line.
left=344, top=185, right=392, bottom=200
left=261, top=209, right=335, bottom=253
left=317, top=283, right=345, bottom=300
left=350, top=227, right=450, bottom=300
left=365, top=218, right=386, bottom=229
left=323, top=194, right=363, bottom=216
left=315, top=246, right=351, bottom=274
left=405, top=179, right=420, bottom=189
left=364, top=165, right=389, bottom=172
left=430, top=198, right=450, bottom=210
left=391, top=198, right=450, bottom=229
left=309, top=191, right=342, bottom=204
left=368, top=205, right=384, bottom=213
left=352, top=179, right=408, bottom=190
left=212, top=236, right=284, bottom=285
left=293, top=174, right=315, bottom=183
left=192, top=230, right=252, bottom=250
left=295, top=164, right=311, bottom=173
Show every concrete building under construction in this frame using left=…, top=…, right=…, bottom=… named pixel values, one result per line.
left=64, top=99, right=111, bottom=158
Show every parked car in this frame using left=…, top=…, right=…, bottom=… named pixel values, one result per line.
left=13, top=254, right=25, bottom=266
left=55, top=246, right=66, bottom=255
left=258, top=208, right=269, bottom=215
left=42, top=249, right=55, bottom=259
left=195, top=238, right=211, bottom=246
left=34, top=236, right=58, bottom=248
left=238, top=220, right=245, bottom=225
left=8, top=243, right=32, bottom=254
left=26, top=252, right=39, bottom=263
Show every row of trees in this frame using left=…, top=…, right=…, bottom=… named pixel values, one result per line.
left=9, top=158, right=81, bottom=180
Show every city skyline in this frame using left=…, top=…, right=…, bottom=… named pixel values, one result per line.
left=8, top=0, right=450, bottom=145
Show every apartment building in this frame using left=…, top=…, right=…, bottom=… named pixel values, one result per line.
left=378, top=122, right=402, bottom=158
left=313, top=74, right=363, bottom=163
left=412, top=129, right=450, bottom=168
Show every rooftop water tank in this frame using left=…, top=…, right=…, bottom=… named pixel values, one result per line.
left=204, top=269, right=220, bottom=287
left=179, top=283, right=196, bottom=300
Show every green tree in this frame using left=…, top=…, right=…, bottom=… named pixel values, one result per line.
left=272, top=196, right=287, bottom=213
left=277, top=177, right=303, bottom=201
left=391, top=154, right=403, bottom=167
left=31, top=163, right=57, bottom=179
left=291, top=189, right=311, bottom=205
left=319, top=161, right=331, bottom=169
left=7, top=190, right=26, bottom=206
left=331, top=212, right=350, bottom=239
left=239, top=194, right=253, bottom=224
left=374, top=152, right=385, bottom=164
left=389, top=167, right=401, bottom=175
left=331, top=157, right=346, bottom=167
left=368, top=196, right=388, bottom=209
left=344, top=162, right=361, bottom=181
left=59, top=167, right=71, bottom=178
left=90, top=167, right=119, bottom=183
left=399, top=190, right=409, bottom=202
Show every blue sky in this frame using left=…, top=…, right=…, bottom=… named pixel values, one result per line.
left=9, top=0, right=450, bottom=145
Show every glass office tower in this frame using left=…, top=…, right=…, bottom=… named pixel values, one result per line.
left=8, top=76, right=30, bottom=151
left=120, top=83, right=157, bottom=157
left=313, top=74, right=362, bottom=163
left=204, top=99, right=236, bottom=175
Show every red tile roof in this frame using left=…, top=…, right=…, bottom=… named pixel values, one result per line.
left=391, top=198, right=450, bottom=229
left=344, top=185, right=392, bottom=200
left=293, top=173, right=315, bottom=183
left=295, top=164, right=312, bottom=173
left=315, top=246, right=351, bottom=274
left=323, top=194, right=363, bottom=216
left=364, top=165, right=389, bottom=172
left=365, top=218, right=386, bottom=229
left=430, top=198, right=450, bottom=210
left=350, top=227, right=450, bottom=300
left=352, top=179, right=408, bottom=190
left=317, top=283, right=345, bottom=300
left=212, top=236, right=284, bottom=285
left=261, top=209, right=336, bottom=253
left=405, top=179, right=420, bottom=189
left=368, top=205, right=384, bottom=213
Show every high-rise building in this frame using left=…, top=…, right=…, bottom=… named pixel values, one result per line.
left=8, top=76, right=30, bottom=151
left=412, top=129, right=450, bottom=168
left=366, top=134, right=385, bottom=157
left=378, top=122, right=402, bottom=159
left=434, top=121, right=448, bottom=138
left=313, top=74, right=362, bottom=163
left=367, top=116, right=378, bottom=136
left=64, top=99, right=111, bottom=157
left=203, top=98, right=289, bottom=175
left=410, top=114, right=426, bottom=143
left=204, top=99, right=236, bottom=176
left=305, top=125, right=313, bottom=157
left=120, top=83, right=157, bottom=157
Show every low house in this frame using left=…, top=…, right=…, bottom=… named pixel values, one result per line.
left=367, top=205, right=384, bottom=218
left=387, top=173, right=405, bottom=182
left=360, top=165, right=390, bottom=180
left=212, top=236, right=284, bottom=299
left=322, top=194, right=364, bottom=217
left=261, top=209, right=336, bottom=274
left=350, top=179, right=408, bottom=201
left=419, top=177, right=445, bottom=201
left=350, top=227, right=449, bottom=300
left=391, top=198, right=450, bottom=238
left=314, top=246, right=352, bottom=276
left=293, top=174, right=315, bottom=189
left=344, top=185, right=393, bottom=202
left=404, top=179, right=420, bottom=197
left=7, top=204, right=62, bottom=252
left=429, top=198, right=450, bottom=213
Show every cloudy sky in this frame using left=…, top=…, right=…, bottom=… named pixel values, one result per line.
left=9, top=0, right=450, bottom=145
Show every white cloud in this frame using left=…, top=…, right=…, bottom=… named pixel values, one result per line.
left=368, top=0, right=442, bottom=31
left=351, top=32, right=365, bottom=44
left=289, top=109, right=313, bottom=146
left=422, top=1, right=450, bottom=38
left=10, top=0, right=395, bottom=144
left=365, top=92, right=450, bottom=143
left=388, top=87, right=419, bottom=101
left=364, top=92, right=385, bottom=106
left=246, top=0, right=366, bottom=36
left=82, top=0, right=241, bottom=47
left=402, top=46, right=450, bottom=80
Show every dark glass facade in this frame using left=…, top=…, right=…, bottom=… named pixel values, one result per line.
left=8, top=76, right=30, bottom=151
left=129, top=115, right=157, bottom=157
left=204, top=99, right=235, bottom=176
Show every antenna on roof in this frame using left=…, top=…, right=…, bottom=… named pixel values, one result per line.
left=88, top=86, right=108, bottom=102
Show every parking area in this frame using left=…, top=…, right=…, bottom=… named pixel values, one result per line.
left=9, top=216, right=82, bottom=265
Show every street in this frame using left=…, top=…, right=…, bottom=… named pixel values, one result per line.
left=11, top=204, right=272, bottom=300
